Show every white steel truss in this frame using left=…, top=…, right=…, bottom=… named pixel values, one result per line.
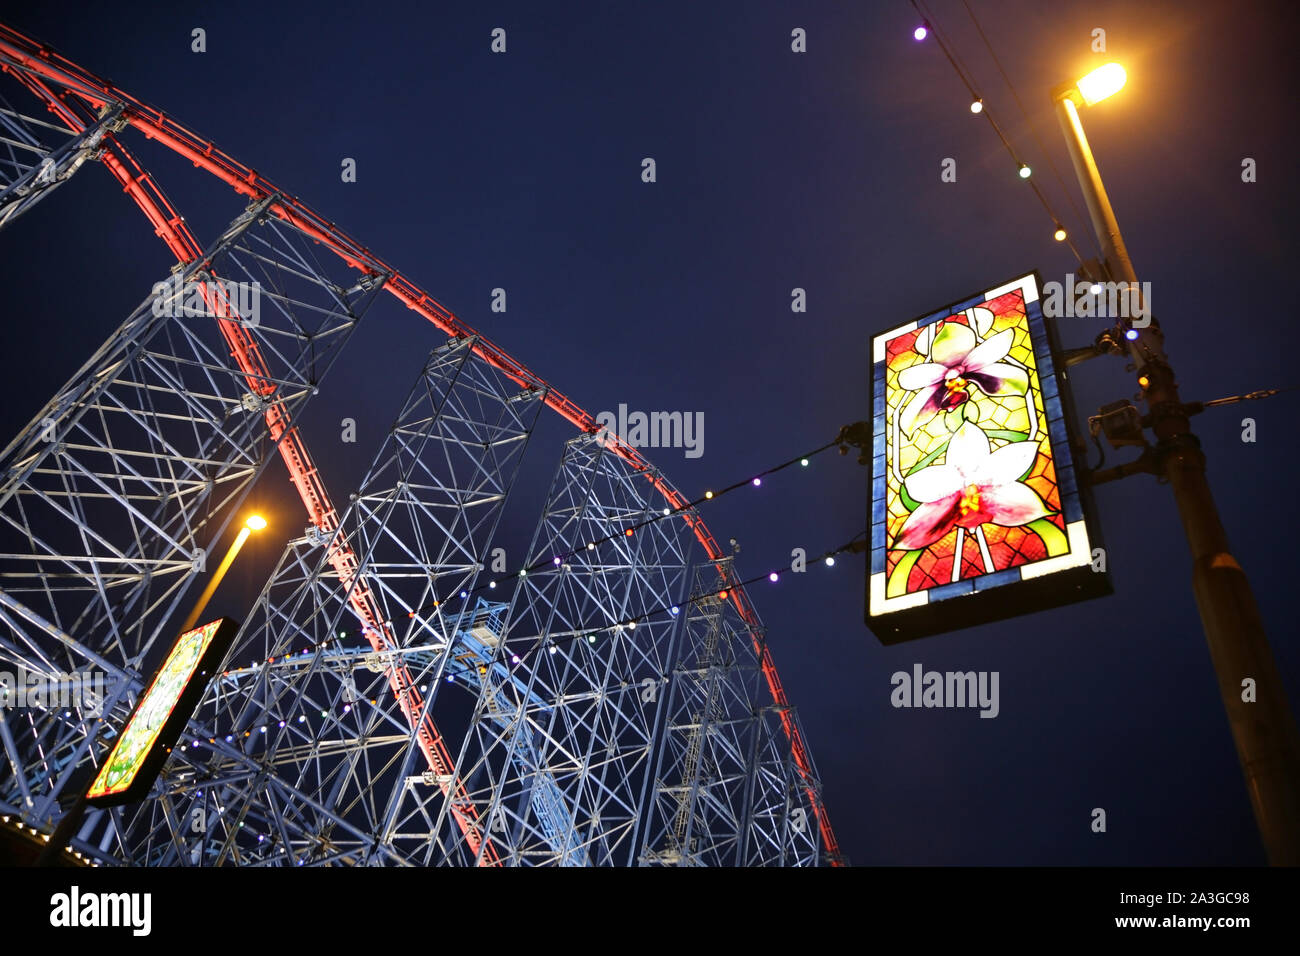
left=0, top=198, right=381, bottom=830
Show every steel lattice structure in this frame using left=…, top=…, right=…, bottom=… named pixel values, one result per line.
left=0, top=22, right=841, bottom=865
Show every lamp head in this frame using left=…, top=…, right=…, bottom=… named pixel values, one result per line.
left=1076, top=63, right=1127, bottom=106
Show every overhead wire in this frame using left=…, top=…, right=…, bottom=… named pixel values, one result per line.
left=510, top=529, right=869, bottom=668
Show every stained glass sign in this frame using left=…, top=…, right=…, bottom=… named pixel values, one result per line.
left=866, top=272, right=1109, bottom=643
left=86, top=617, right=237, bottom=806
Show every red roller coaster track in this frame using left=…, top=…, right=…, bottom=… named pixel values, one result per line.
left=0, top=23, right=840, bottom=865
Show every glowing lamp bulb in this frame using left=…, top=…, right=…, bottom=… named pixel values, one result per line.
left=245, top=514, right=268, bottom=531
left=800, top=458, right=809, bottom=467
left=1076, top=63, right=1127, bottom=106
left=913, top=25, right=927, bottom=41
left=1018, top=164, right=1032, bottom=179
left=825, top=556, right=836, bottom=567
left=1053, top=227, right=1067, bottom=242
left=768, top=572, right=779, bottom=583
left=705, top=490, right=714, bottom=499
left=752, top=477, right=761, bottom=487
left=1138, top=375, right=1150, bottom=388
left=970, top=99, right=983, bottom=113
left=1125, top=328, right=1139, bottom=341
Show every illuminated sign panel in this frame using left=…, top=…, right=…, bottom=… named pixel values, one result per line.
left=87, top=618, right=237, bottom=806
left=867, top=272, right=1109, bottom=643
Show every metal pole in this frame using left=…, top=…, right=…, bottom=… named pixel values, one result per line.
left=180, top=525, right=252, bottom=633
left=35, top=791, right=87, bottom=866
left=1053, top=87, right=1300, bottom=864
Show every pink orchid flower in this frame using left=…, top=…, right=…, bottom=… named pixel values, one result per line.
left=897, top=321, right=1028, bottom=437
left=894, top=422, right=1050, bottom=551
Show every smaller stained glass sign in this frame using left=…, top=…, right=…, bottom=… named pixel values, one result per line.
left=866, top=272, right=1110, bottom=643
left=86, top=618, right=238, bottom=806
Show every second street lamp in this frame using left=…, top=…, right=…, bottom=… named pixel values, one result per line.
left=1052, top=64, right=1300, bottom=865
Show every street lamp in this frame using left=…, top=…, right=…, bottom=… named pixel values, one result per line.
left=179, top=514, right=268, bottom=632
left=1052, top=65, right=1300, bottom=865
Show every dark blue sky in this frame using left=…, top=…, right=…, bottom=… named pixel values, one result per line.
left=1, top=0, right=1296, bottom=864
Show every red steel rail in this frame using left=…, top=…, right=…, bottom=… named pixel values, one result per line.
left=0, top=25, right=840, bottom=865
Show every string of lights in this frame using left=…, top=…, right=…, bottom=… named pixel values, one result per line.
left=909, top=0, right=1089, bottom=264
left=0, top=815, right=98, bottom=865
left=508, top=529, right=869, bottom=667
left=958, top=0, right=1098, bottom=260
left=205, top=529, right=865, bottom=680
left=396, top=434, right=846, bottom=624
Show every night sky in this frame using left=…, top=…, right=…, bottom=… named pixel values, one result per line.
left=1, top=0, right=1297, bottom=865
